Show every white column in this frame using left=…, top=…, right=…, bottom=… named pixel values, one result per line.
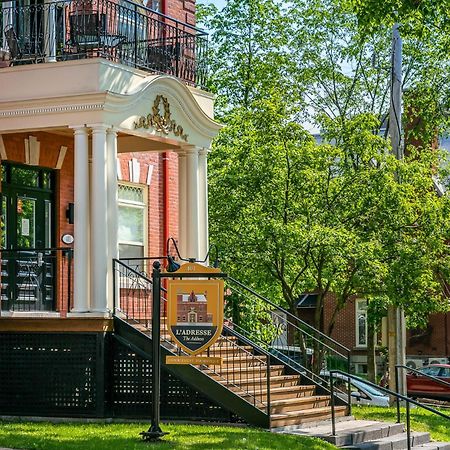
left=90, top=124, right=109, bottom=313
left=44, top=0, right=57, bottom=62
left=178, top=152, right=187, bottom=259
left=72, top=126, right=90, bottom=312
left=2, top=3, right=13, bottom=51
left=106, top=129, right=118, bottom=311
left=198, top=148, right=209, bottom=263
left=185, top=146, right=199, bottom=260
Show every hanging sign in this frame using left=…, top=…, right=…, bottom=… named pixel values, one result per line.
left=166, top=264, right=224, bottom=364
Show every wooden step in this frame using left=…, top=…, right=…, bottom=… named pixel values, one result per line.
left=270, top=405, right=347, bottom=427
left=213, top=355, right=267, bottom=366
left=269, top=395, right=330, bottom=414
left=220, top=374, right=301, bottom=390
left=201, top=345, right=255, bottom=355
left=245, top=384, right=316, bottom=401
left=207, top=364, right=284, bottom=379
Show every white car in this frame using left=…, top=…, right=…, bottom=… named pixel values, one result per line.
left=321, top=372, right=390, bottom=407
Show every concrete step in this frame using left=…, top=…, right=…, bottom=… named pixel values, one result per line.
left=294, top=420, right=405, bottom=447
left=411, top=443, right=450, bottom=450
left=342, top=431, right=430, bottom=449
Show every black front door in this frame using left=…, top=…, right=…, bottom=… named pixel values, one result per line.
left=1, top=163, right=55, bottom=311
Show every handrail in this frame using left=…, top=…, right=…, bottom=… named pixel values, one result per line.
left=111, top=0, right=208, bottom=35
left=228, top=276, right=351, bottom=355
left=33, top=0, right=207, bottom=36
left=112, top=258, right=273, bottom=418
left=330, top=370, right=450, bottom=450
left=0, top=246, right=73, bottom=313
left=395, top=364, right=450, bottom=423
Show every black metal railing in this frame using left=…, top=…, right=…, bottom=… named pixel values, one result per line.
left=112, top=258, right=275, bottom=419
left=330, top=370, right=450, bottom=450
left=225, top=276, right=352, bottom=407
left=1, top=0, right=208, bottom=88
left=0, top=247, right=73, bottom=313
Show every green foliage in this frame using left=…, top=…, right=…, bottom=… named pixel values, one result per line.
left=0, top=421, right=337, bottom=450
left=202, top=0, right=450, bottom=339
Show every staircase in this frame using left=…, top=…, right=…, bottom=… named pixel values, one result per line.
left=112, top=259, right=450, bottom=442
left=119, top=318, right=348, bottom=428
left=288, top=419, right=450, bottom=449
left=113, top=258, right=350, bottom=429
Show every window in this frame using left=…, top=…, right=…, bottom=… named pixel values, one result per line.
left=118, top=1, right=147, bottom=42
left=421, top=366, right=442, bottom=377
left=118, top=183, right=147, bottom=261
left=355, top=299, right=368, bottom=348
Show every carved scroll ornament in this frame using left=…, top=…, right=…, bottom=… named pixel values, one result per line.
left=134, top=95, right=188, bottom=141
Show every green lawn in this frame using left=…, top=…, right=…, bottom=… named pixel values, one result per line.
left=353, top=405, right=450, bottom=443
left=0, top=421, right=337, bottom=450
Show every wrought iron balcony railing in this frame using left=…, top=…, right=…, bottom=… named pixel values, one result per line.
left=1, top=0, right=208, bottom=89
left=0, top=247, right=73, bottom=314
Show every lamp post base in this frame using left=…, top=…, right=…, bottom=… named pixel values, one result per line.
left=140, top=429, right=169, bottom=441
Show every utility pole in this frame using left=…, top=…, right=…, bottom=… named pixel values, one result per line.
left=388, top=22, right=407, bottom=398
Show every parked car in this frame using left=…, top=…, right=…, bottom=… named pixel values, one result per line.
left=321, top=372, right=390, bottom=407
left=406, top=364, right=450, bottom=400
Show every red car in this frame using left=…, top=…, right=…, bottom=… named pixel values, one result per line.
left=407, top=364, right=450, bottom=400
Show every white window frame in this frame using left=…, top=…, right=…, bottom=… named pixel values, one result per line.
left=355, top=299, right=368, bottom=348
left=117, top=181, right=148, bottom=260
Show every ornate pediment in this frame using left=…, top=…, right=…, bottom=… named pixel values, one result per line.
left=134, top=95, right=188, bottom=141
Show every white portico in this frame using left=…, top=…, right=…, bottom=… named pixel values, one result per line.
left=0, top=58, right=221, bottom=315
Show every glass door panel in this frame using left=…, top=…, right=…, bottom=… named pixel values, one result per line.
left=16, top=196, right=36, bottom=248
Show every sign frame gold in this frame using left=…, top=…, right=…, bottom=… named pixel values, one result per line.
left=167, top=277, right=224, bottom=356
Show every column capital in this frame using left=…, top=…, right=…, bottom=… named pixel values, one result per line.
left=88, top=123, right=110, bottom=133
left=180, top=144, right=201, bottom=155
left=106, top=128, right=118, bottom=137
left=70, top=126, right=88, bottom=134
left=198, top=147, right=210, bottom=157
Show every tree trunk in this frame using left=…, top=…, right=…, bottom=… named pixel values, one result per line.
left=367, top=321, right=377, bottom=383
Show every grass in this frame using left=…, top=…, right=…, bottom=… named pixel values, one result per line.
left=0, top=421, right=337, bottom=450
left=353, top=405, right=450, bottom=442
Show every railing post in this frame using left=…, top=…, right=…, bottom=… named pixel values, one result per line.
left=112, top=259, right=116, bottom=313
left=68, top=248, right=73, bottom=313
left=395, top=365, right=401, bottom=423
left=175, top=25, right=180, bottom=78
left=134, top=3, right=138, bottom=67
left=406, top=400, right=411, bottom=450
left=266, top=358, right=271, bottom=427
left=347, top=350, right=352, bottom=417
left=331, top=371, right=336, bottom=436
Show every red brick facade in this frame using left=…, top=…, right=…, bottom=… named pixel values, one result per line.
left=164, top=0, right=196, bottom=26
left=0, top=132, right=179, bottom=313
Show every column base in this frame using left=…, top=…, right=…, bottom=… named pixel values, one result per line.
left=68, top=311, right=112, bottom=319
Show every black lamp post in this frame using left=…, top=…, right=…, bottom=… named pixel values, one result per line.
left=140, top=260, right=168, bottom=441
left=140, top=238, right=220, bottom=441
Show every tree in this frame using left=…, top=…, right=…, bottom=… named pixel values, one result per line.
left=200, top=0, right=450, bottom=374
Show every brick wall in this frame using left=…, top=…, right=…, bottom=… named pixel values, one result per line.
left=165, top=0, right=196, bottom=26
left=1, top=132, right=179, bottom=313
left=407, top=312, right=450, bottom=357
left=118, top=151, right=179, bottom=258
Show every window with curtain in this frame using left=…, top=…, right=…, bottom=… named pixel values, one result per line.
left=355, top=299, right=368, bottom=348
